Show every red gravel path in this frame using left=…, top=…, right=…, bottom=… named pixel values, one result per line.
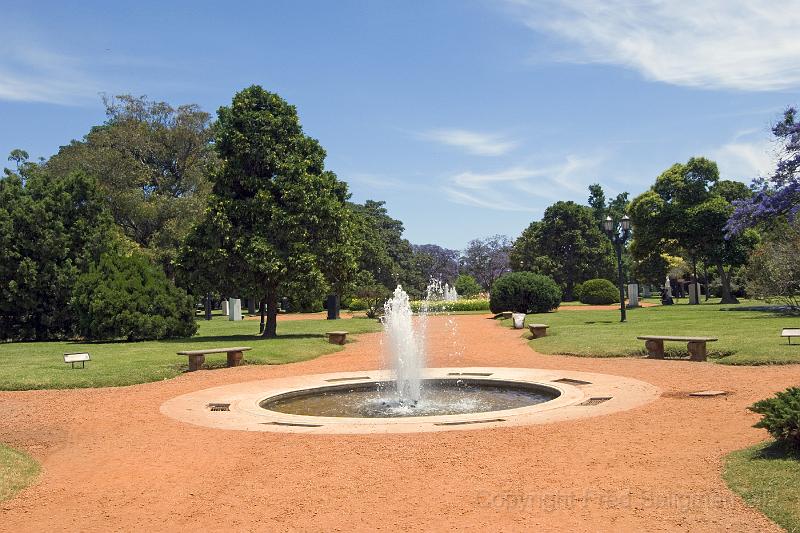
left=2, top=314, right=798, bottom=531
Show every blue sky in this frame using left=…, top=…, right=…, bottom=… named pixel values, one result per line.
left=2, top=0, right=797, bottom=249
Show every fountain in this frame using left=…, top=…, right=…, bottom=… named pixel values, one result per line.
left=163, top=278, right=661, bottom=432
left=258, top=282, right=559, bottom=418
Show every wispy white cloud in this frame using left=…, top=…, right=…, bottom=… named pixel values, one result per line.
left=419, top=128, right=519, bottom=156
left=0, top=40, right=99, bottom=105
left=504, top=0, right=800, bottom=91
left=709, top=130, right=780, bottom=181
left=443, top=153, right=605, bottom=211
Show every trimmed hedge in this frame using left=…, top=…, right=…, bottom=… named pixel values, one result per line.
left=489, top=272, right=561, bottom=314
left=577, top=278, right=619, bottom=305
left=410, top=298, right=489, bottom=313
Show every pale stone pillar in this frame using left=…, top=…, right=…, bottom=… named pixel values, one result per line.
left=688, top=283, right=700, bottom=305
left=642, top=285, right=652, bottom=297
left=229, top=298, right=242, bottom=321
left=627, top=283, right=639, bottom=308
left=221, top=299, right=229, bottom=316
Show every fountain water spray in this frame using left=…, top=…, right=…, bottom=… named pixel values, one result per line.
left=383, top=285, right=424, bottom=404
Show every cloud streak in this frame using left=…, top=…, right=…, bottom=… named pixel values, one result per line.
left=505, top=0, right=800, bottom=91
left=443, top=153, right=605, bottom=211
left=419, top=128, right=519, bottom=156
left=0, top=40, right=99, bottom=105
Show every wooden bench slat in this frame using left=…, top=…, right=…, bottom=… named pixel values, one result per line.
left=177, top=347, right=252, bottom=356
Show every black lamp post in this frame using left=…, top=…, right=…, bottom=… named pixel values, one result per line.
left=603, top=214, right=632, bottom=322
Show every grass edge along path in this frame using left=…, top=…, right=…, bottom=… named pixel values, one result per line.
left=723, top=441, right=800, bottom=532
left=0, top=316, right=382, bottom=391
left=512, top=301, right=800, bottom=365
left=0, top=443, right=40, bottom=502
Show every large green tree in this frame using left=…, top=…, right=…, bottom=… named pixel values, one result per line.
left=46, top=95, right=217, bottom=276
left=629, top=158, right=756, bottom=303
left=511, top=201, right=614, bottom=300
left=180, top=86, right=357, bottom=337
left=349, top=200, right=421, bottom=295
left=0, top=157, right=115, bottom=340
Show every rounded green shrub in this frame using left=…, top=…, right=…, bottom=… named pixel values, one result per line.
left=73, top=253, right=198, bottom=341
left=750, top=387, right=800, bottom=451
left=454, top=274, right=482, bottom=298
left=489, top=272, right=561, bottom=314
left=578, top=278, right=619, bottom=305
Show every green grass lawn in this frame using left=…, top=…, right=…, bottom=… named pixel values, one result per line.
left=0, top=316, right=382, bottom=390
left=0, top=444, right=39, bottom=502
left=724, top=442, right=800, bottom=532
left=514, top=300, right=800, bottom=365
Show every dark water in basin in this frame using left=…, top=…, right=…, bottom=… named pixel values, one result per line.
left=260, top=379, right=559, bottom=418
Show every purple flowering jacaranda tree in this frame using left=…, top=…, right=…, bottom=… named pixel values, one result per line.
left=726, top=107, right=800, bottom=235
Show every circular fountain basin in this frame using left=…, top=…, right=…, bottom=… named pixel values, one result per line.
left=160, top=367, right=661, bottom=434
left=260, top=378, right=560, bottom=418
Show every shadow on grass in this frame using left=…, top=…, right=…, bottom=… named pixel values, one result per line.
left=67, top=332, right=327, bottom=346
left=755, top=441, right=800, bottom=461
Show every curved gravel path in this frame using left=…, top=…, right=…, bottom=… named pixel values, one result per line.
left=1, top=314, right=798, bottom=531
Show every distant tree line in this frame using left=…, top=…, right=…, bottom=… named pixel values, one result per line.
left=3, top=90, right=798, bottom=342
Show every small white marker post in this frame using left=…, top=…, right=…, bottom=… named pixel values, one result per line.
left=64, top=352, right=90, bottom=369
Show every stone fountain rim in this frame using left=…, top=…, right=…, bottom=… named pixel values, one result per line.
left=160, top=367, right=661, bottom=434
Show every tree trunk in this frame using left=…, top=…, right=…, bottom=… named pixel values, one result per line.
left=248, top=297, right=256, bottom=315
left=715, top=261, right=739, bottom=304
left=204, top=293, right=212, bottom=321
left=262, top=292, right=279, bottom=338
left=703, top=264, right=710, bottom=301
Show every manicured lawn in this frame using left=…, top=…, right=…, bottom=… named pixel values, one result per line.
left=0, top=444, right=39, bottom=502
left=724, top=442, right=800, bottom=532
left=0, top=316, right=382, bottom=390
left=515, top=300, right=800, bottom=365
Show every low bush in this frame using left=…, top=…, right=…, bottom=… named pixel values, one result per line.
left=347, top=298, right=369, bottom=311
left=454, top=274, right=482, bottom=298
left=489, top=272, right=561, bottom=314
left=409, top=298, right=490, bottom=313
left=750, top=387, right=800, bottom=451
left=578, top=278, right=619, bottom=305
left=73, top=253, right=198, bottom=341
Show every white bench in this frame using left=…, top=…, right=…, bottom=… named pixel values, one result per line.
left=177, top=347, right=252, bottom=372
left=782, top=328, right=800, bottom=345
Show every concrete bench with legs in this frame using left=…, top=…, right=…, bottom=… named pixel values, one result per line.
left=528, top=324, right=549, bottom=339
left=177, top=346, right=252, bottom=372
left=326, top=331, right=348, bottom=345
left=782, top=328, right=800, bottom=345
left=637, top=336, right=718, bottom=362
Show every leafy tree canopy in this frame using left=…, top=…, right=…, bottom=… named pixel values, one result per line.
left=0, top=162, right=116, bottom=340
left=46, top=94, right=217, bottom=275
left=461, top=235, right=511, bottom=291
left=179, top=86, right=357, bottom=337
left=511, top=201, right=614, bottom=300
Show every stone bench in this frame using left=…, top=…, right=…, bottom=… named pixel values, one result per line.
left=637, top=336, right=718, bottom=362
left=177, top=347, right=252, bottom=372
left=528, top=324, right=549, bottom=338
left=326, top=331, right=348, bottom=345
left=782, top=328, right=800, bottom=345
